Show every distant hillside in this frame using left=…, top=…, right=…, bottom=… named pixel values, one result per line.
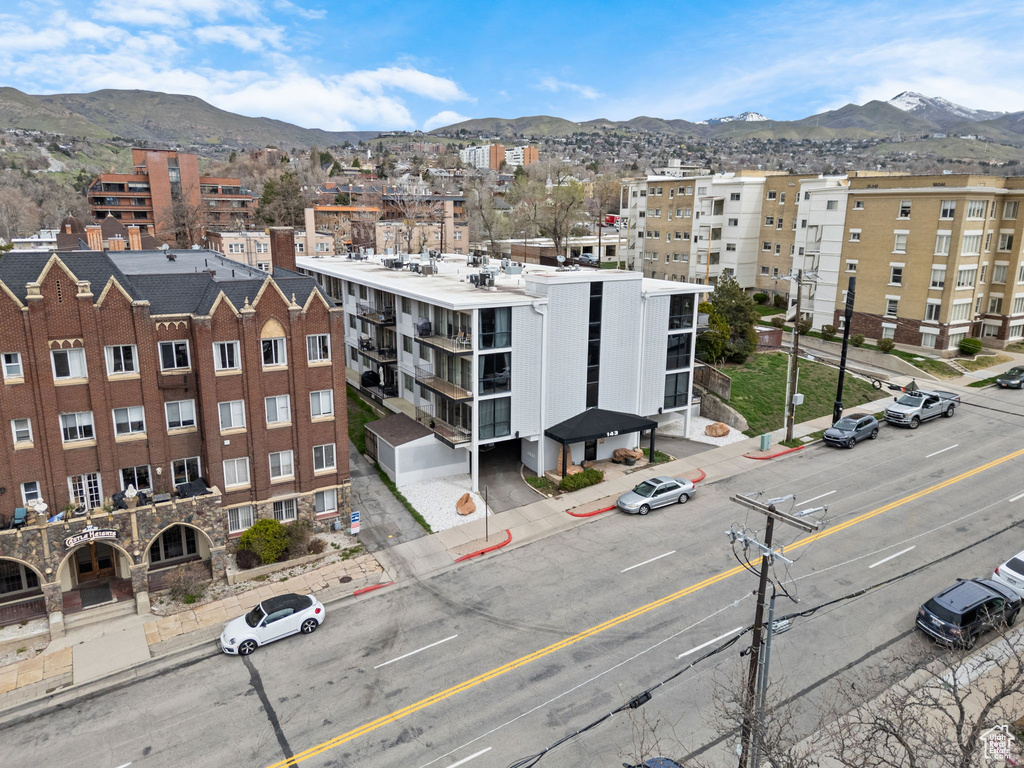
left=432, top=115, right=585, bottom=138
left=0, top=87, right=379, bottom=149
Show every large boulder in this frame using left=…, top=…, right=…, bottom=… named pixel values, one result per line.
left=612, top=447, right=644, bottom=462
left=456, top=493, right=476, bottom=516
left=565, top=465, right=584, bottom=475
left=556, top=445, right=573, bottom=473
left=705, top=422, right=731, bottom=438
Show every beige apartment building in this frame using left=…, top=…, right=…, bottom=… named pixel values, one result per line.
left=817, top=174, right=1024, bottom=352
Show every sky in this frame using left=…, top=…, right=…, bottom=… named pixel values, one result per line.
left=1, top=0, right=1023, bottom=133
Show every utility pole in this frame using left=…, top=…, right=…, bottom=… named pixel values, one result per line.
left=728, top=493, right=821, bottom=768
left=833, top=276, right=857, bottom=424
left=785, top=269, right=803, bottom=442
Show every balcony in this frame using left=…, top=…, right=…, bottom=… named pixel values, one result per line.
left=357, top=337, right=397, bottom=366
left=415, top=364, right=472, bottom=401
left=356, top=303, right=396, bottom=326
left=415, top=405, right=471, bottom=448
left=418, top=333, right=473, bottom=356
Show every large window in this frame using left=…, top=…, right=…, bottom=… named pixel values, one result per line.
left=172, top=456, right=201, bottom=487
left=940, top=200, right=956, bottom=219
left=60, top=411, right=95, bottom=442
left=219, top=400, right=246, bottom=430
left=2, top=352, right=22, bottom=380
left=150, top=526, right=198, bottom=564
left=315, top=490, right=337, bottom=515
left=665, top=372, right=690, bottom=409
left=666, top=334, right=692, bottom=370
left=956, top=267, right=977, bottom=288
left=930, top=267, right=946, bottom=288
left=269, top=450, right=294, bottom=479
left=21, top=481, right=40, bottom=507
left=52, top=348, right=87, bottom=380
left=262, top=337, right=287, bottom=367
left=266, top=395, right=291, bottom=425
left=307, top=334, right=331, bottom=362
left=967, top=200, right=987, bottom=219
left=69, top=472, right=102, bottom=509
left=479, top=397, right=511, bottom=440
left=120, top=465, right=151, bottom=492
left=223, top=457, right=250, bottom=488
left=925, top=302, right=942, bottom=322
left=962, top=234, right=982, bottom=255
left=668, top=294, right=695, bottom=330
left=313, top=444, right=336, bottom=472
left=479, top=307, right=511, bottom=349
left=105, top=345, right=137, bottom=375
left=213, top=341, right=240, bottom=371
left=11, top=418, right=32, bottom=444
left=165, top=400, right=196, bottom=430
left=310, top=390, right=334, bottom=418
left=935, top=233, right=951, bottom=255
left=0, top=560, right=39, bottom=596
left=479, top=353, right=511, bottom=395
left=273, top=499, right=297, bottom=522
left=159, top=341, right=190, bottom=371
left=113, top=406, right=146, bottom=436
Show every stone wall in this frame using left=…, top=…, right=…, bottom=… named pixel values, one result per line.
left=695, top=389, right=750, bottom=433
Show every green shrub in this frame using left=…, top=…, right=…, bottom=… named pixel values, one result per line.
left=851, top=333, right=865, bottom=348
left=235, top=548, right=261, bottom=570
left=558, top=467, right=604, bottom=492
left=773, top=294, right=786, bottom=309
left=770, top=316, right=785, bottom=329
left=286, top=519, right=314, bottom=558
left=753, top=293, right=768, bottom=305
left=877, top=338, right=896, bottom=353
left=797, top=319, right=812, bottom=335
left=959, top=337, right=983, bottom=356
left=239, top=518, right=291, bottom=564
left=820, top=324, right=836, bottom=343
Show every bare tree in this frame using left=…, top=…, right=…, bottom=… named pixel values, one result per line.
left=0, top=185, right=40, bottom=241
left=171, top=181, right=207, bottom=247
left=506, top=163, right=585, bottom=259
left=465, top=175, right=510, bottom=256
left=389, top=190, right=443, bottom=254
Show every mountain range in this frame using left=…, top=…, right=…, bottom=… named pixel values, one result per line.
left=0, top=87, right=377, bottom=149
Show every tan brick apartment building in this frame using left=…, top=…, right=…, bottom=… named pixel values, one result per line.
left=0, top=231, right=348, bottom=633
left=88, top=149, right=257, bottom=244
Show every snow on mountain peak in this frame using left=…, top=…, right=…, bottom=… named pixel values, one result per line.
left=696, top=111, right=769, bottom=125
left=886, top=91, right=1004, bottom=122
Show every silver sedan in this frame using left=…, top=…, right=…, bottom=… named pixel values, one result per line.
left=617, top=476, right=697, bottom=515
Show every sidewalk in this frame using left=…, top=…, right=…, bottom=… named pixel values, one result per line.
left=0, top=367, right=992, bottom=722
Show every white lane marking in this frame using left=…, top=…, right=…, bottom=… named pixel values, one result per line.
left=676, top=627, right=744, bottom=659
left=447, top=748, right=492, bottom=767
left=1010, top=491, right=1024, bottom=503
left=621, top=551, right=677, bottom=573
left=926, top=444, right=959, bottom=459
left=869, top=546, right=916, bottom=569
left=115, top=764, right=133, bottom=768
left=374, top=635, right=459, bottom=669
left=797, top=490, right=835, bottom=506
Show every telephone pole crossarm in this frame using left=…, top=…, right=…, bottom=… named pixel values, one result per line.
left=727, top=495, right=821, bottom=533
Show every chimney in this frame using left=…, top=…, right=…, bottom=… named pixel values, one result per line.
left=85, top=225, right=103, bottom=251
left=108, top=236, right=125, bottom=251
left=127, top=225, right=142, bottom=251
left=269, top=227, right=296, bottom=272
left=304, top=208, right=316, bottom=256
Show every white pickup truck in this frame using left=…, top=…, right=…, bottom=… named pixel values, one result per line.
left=884, top=389, right=961, bottom=429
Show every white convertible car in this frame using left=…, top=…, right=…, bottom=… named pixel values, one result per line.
left=219, top=593, right=326, bottom=656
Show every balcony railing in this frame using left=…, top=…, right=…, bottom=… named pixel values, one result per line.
left=418, top=333, right=473, bottom=355
left=415, top=405, right=472, bottom=447
left=359, top=344, right=397, bottom=365
left=356, top=303, right=396, bottom=325
left=414, top=364, right=472, bottom=401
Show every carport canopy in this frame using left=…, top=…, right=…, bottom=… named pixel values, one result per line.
left=544, top=408, right=658, bottom=477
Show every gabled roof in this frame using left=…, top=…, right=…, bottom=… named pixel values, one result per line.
left=366, top=413, right=432, bottom=447
left=0, top=251, right=141, bottom=302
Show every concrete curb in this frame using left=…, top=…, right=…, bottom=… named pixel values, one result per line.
left=352, top=580, right=394, bottom=597
left=744, top=445, right=805, bottom=460
left=566, top=505, right=616, bottom=518
left=689, top=468, right=707, bottom=484
left=453, top=529, right=512, bottom=562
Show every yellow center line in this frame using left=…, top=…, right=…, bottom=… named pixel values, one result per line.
left=266, top=445, right=1024, bottom=768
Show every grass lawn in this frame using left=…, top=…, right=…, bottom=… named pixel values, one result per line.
left=754, top=305, right=784, bottom=318
left=723, top=351, right=882, bottom=436
left=346, top=385, right=381, bottom=454
left=1006, top=341, right=1024, bottom=354
left=957, top=353, right=1012, bottom=372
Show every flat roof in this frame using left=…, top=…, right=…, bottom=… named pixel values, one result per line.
left=108, top=249, right=269, bottom=281
left=296, top=253, right=706, bottom=310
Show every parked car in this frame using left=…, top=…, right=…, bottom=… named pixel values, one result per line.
left=578, top=253, right=599, bottom=266
left=916, top=578, right=1020, bottom=649
left=993, top=550, right=1024, bottom=598
left=823, top=413, right=879, bottom=448
left=996, top=366, right=1024, bottom=389
left=219, top=593, right=326, bottom=656
left=617, top=476, right=696, bottom=515
left=884, top=389, right=960, bottom=428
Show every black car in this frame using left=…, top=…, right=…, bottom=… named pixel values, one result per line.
left=996, top=366, right=1024, bottom=389
left=916, top=578, right=1020, bottom=649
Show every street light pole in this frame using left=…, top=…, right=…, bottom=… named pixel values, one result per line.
left=833, top=276, right=857, bottom=424
left=785, top=269, right=803, bottom=442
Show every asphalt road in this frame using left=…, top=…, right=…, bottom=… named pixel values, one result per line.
left=5, top=384, right=1024, bottom=768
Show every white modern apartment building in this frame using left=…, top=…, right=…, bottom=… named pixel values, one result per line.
left=297, top=254, right=706, bottom=490
left=791, top=176, right=852, bottom=329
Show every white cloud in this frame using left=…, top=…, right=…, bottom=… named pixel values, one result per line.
left=194, top=25, right=288, bottom=53
left=93, top=0, right=258, bottom=26
left=423, top=111, right=470, bottom=131
left=272, top=0, right=327, bottom=20
left=537, top=76, right=603, bottom=100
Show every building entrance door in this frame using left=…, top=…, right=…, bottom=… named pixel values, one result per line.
left=74, top=543, right=115, bottom=583
left=584, top=440, right=598, bottom=462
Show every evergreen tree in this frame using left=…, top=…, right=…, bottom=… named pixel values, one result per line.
left=708, top=276, right=759, bottom=363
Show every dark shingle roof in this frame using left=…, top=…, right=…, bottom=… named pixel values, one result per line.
left=0, top=251, right=140, bottom=302
left=366, top=413, right=433, bottom=447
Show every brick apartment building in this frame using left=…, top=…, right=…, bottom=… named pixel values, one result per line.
left=87, top=148, right=257, bottom=244
left=0, top=230, right=348, bottom=634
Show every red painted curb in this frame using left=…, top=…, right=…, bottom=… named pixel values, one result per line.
left=454, top=529, right=513, bottom=562
left=689, top=468, right=707, bottom=484
left=745, top=445, right=805, bottom=460
left=566, top=504, right=616, bottom=518
left=353, top=580, right=394, bottom=597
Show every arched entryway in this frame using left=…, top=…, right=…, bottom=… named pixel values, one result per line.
left=57, top=541, right=136, bottom=613
left=145, top=524, right=215, bottom=592
left=0, top=557, right=46, bottom=627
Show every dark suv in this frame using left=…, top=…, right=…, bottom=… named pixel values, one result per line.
left=916, top=578, right=1020, bottom=649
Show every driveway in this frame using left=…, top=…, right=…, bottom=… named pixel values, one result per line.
left=347, top=440, right=428, bottom=551
left=478, top=439, right=546, bottom=513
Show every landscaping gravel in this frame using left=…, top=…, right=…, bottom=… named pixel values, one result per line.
left=398, top=475, right=489, bottom=532
left=657, top=414, right=750, bottom=447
